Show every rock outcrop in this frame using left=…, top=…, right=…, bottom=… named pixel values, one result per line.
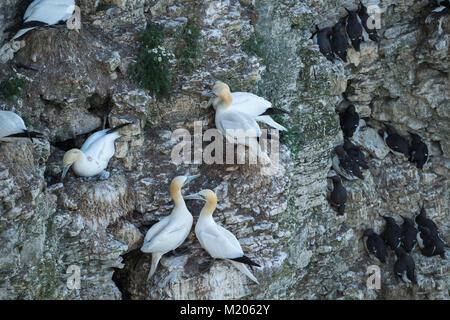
left=0, top=0, right=448, bottom=300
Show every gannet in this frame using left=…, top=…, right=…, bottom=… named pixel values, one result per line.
left=0, top=110, right=44, bottom=142
left=140, top=175, right=199, bottom=280
left=205, top=82, right=288, bottom=164
left=185, top=189, right=260, bottom=284
left=13, top=0, right=76, bottom=40
left=61, top=123, right=131, bottom=180
left=363, top=228, right=387, bottom=263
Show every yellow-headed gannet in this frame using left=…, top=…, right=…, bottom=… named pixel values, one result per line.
left=13, top=0, right=76, bottom=40
left=141, top=175, right=200, bottom=280
left=61, top=123, right=131, bottom=180
left=185, top=189, right=260, bottom=284
left=205, top=82, right=288, bottom=164
left=0, top=110, right=44, bottom=142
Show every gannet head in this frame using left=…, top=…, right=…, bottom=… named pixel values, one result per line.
left=184, top=189, right=218, bottom=214
left=205, top=81, right=232, bottom=109
left=62, top=149, right=83, bottom=179
left=170, top=174, right=200, bottom=201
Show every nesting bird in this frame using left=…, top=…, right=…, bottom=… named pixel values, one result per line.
left=0, top=110, right=44, bottom=142
left=363, top=229, right=387, bottom=264
left=345, top=8, right=364, bottom=52
left=339, top=105, right=360, bottom=138
left=185, top=189, right=260, bottom=284
left=12, top=0, right=76, bottom=40
left=61, top=123, right=131, bottom=180
left=425, top=0, right=450, bottom=24
left=415, top=206, right=446, bottom=258
left=343, top=138, right=368, bottom=169
left=408, top=132, right=428, bottom=169
left=205, top=82, right=288, bottom=164
left=381, top=215, right=402, bottom=251
left=311, top=26, right=335, bottom=62
left=400, top=216, right=418, bottom=253
left=332, top=145, right=364, bottom=180
left=380, top=123, right=409, bottom=158
left=140, top=175, right=199, bottom=280
left=330, top=17, right=349, bottom=62
left=393, top=247, right=417, bottom=285
left=327, top=175, right=347, bottom=216
left=358, top=1, right=380, bottom=42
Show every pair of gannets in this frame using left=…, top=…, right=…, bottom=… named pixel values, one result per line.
left=12, top=0, right=76, bottom=40
left=62, top=123, right=131, bottom=180
left=205, top=82, right=288, bottom=165
left=141, top=175, right=260, bottom=284
left=0, top=110, right=44, bottom=142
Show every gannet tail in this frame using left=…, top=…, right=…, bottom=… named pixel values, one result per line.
left=147, top=252, right=163, bottom=281
left=255, top=115, right=287, bottom=131
left=13, top=27, right=36, bottom=40
left=229, top=260, right=259, bottom=284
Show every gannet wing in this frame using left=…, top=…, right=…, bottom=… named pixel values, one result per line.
left=24, top=0, right=44, bottom=20
left=143, top=215, right=171, bottom=244
left=83, top=131, right=119, bottom=162
left=220, top=112, right=262, bottom=139
left=0, top=111, right=26, bottom=137
left=231, top=92, right=271, bottom=116
left=24, top=2, right=74, bottom=25
left=198, top=227, right=243, bottom=259
left=142, top=221, right=190, bottom=253
left=80, top=129, right=109, bottom=153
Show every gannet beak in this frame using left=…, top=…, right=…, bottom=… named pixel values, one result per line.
left=184, top=192, right=205, bottom=201
left=183, top=174, right=200, bottom=185
left=61, top=164, right=72, bottom=180
left=205, top=91, right=216, bottom=108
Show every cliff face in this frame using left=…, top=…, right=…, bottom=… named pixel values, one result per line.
left=0, top=0, right=448, bottom=300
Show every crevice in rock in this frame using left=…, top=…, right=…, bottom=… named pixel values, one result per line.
left=87, top=93, right=113, bottom=121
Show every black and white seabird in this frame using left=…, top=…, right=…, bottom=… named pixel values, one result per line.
left=331, top=17, right=348, bottom=62
left=394, top=247, right=417, bottom=285
left=363, top=229, right=387, bottom=263
left=328, top=175, right=347, bottom=216
left=381, top=123, right=409, bottom=158
left=12, top=0, right=76, bottom=40
left=358, top=1, right=380, bottom=42
left=345, top=8, right=364, bottom=52
left=332, top=146, right=364, bottom=180
left=408, top=132, right=429, bottom=169
left=340, top=105, right=360, bottom=138
left=343, top=138, right=369, bottom=169
left=425, top=0, right=450, bottom=24
left=400, top=216, right=418, bottom=253
left=0, top=110, right=44, bottom=142
left=312, top=26, right=335, bottom=62
left=417, top=226, right=446, bottom=259
left=415, top=206, right=446, bottom=258
left=381, top=215, right=402, bottom=251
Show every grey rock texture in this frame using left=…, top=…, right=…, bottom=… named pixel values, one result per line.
left=0, top=0, right=448, bottom=300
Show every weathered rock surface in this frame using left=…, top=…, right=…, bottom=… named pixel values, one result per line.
left=0, top=0, right=448, bottom=300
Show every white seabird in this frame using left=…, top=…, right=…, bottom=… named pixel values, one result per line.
left=0, top=110, right=44, bottom=142
left=141, top=175, right=199, bottom=280
left=13, top=0, right=76, bottom=40
left=205, top=82, right=288, bottom=164
left=61, top=123, right=131, bottom=180
left=185, top=189, right=260, bottom=284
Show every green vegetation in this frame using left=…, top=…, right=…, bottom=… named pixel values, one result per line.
left=178, top=19, right=202, bottom=74
left=272, top=113, right=304, bottom=157
left=0, top=73, right=27, bottom=102
left=95, top=2, right=110, bottom=12
left=242, top=34, right=267, bottom=61
left=128, top=22, right=174, bottom=98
